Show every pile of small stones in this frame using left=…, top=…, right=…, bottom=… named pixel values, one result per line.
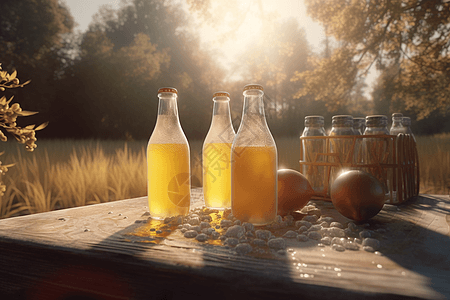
left=158, top=202, right=382, bottom=256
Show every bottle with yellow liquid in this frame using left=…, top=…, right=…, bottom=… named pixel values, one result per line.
left=203, top=91, right=236, bottom=210
left=231, top=84, right=277, bottom=225
left=147, top=87, right=190, bottom=219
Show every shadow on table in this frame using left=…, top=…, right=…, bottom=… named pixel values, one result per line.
left=371, top=194, right=450, bottom=299
left=28, top=192, right=449, bottom=300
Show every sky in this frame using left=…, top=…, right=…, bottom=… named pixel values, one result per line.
left=63, top=0, right=376, bottom=95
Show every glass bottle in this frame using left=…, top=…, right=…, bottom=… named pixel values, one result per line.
left=301, top=116, right=326, bottom=194
left=390, top=113, right=404, bottom=136
left=402, top=117, right=416, bottom=142
left=353, top=117, right=365, bottom=135
left=231, top=84, right=277, bottom=225
left=329, top=115, right=355, bottom=190
left=202, top=91, right=236, bottom=210
left=147, top=87, right=190, bottom=219
left=363, top=115, right=391, bottom=196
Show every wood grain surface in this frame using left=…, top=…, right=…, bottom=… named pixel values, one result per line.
left=0, top=188, right=449, bottom=300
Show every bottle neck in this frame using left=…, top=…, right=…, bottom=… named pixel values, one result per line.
left=391, top=118, right=403, bottom=127
left=213, top=100, right=231, bottom=118
left=243, top=94, right=265, bottom=117
left=158, top=96, right=179, bottom=117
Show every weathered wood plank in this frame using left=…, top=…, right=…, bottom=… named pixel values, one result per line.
left=0, top=189, right=449, bottom=300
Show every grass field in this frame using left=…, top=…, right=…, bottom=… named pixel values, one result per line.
left=0, top=134, right=448, bottom=218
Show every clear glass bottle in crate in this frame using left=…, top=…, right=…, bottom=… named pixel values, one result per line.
left=147, top=87, right=190, bottom=219
left=301, top=116, right=326, bottom=194
left=390, top=113, right=404, bottom=136
left=231, top=84, right=277, bottom=225
left=402, top=117, right=416, bottom=142
left=329, top=115, right=356, bottom=191
left=202, top=91, right=236, bottom=210
left=363, top=115, right=393, bottom=200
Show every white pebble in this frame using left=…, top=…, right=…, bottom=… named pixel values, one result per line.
left=220, top=219, right=233, bottom=227
left=267, top=238, right=286, bottom=250
left=359, top=230, right=372, bottom=239
left=295, top=220, right=312, bottom=229
left=308, top=231, right=322, bottom=240
left=298, top=226, right=308, bottom=233
left=332, top=244, right=346, bottom=252
left=180, top=228, right=187, bottom=233
left=255, top=229, right=272, bottom=240
left=200, top=222, right=210, bottom=229
left=284, top=215, right=294, bottom=226
left=303, top=215, right=318, bottom=223
left=189, top=217, right=200, bottom=225
left=362, top=238, right=380, bottom=250
left=319, top=216, right=334, bottom=223
left=225, top=238, right=239, bottom=246
left=191, top=225, right=201, bottom=233
left=275, top=215, right=283, bottom=223
left=331, top=237, right=345, bottom=245
left=320, top=237, right=331, bottom=245
left=329, top=227, right=346, bottom=238
left=344, top=241, right=360, bottom=251
left=330, top=222, right=344, bottom=229
left=283, top=230, right=298, bottom=238
left=184, top=230, right=198, bottom=238
left=320, top=222, right=329, bottom=228
left=251, top=239, right=266, bottom=247
left=235, top=243, right=253, bottom=255
left=195, top=233, right=208, bottom=242
left=225, top=225, right=245, bottom=238
left=308, top=224, right=322, bottom=232
left=348, top=222, right=359, bottom=231
left=297, top=234, right=309, bottom=242
left=233, top=220, right=241, bottom=225
left=242, top=222, right=254, bottom=232
left=363, top=246, right=375, bottom=253
left=211, top=232, right=220, bottom=239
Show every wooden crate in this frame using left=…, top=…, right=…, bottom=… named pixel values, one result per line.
left=300, top=133, right=420, bottom=204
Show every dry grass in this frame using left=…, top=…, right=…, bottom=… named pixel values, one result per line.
left=0, top=134, right=448, bottom=219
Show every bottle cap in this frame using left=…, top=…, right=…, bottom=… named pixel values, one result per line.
left=366, top=115, right=388, bottom=127
left=158, top=87, right=178, bottom=94
left=403, top=117, right=411, bottom=126
left=213, top=91, right=230, bottom=98
left=243, top=84, right=263, bottom=92
left=305, top=115, right=324, bottom=126
left=332, top=115, right=353, bottom=127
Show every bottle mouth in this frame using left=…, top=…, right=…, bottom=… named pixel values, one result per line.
left=305, top=115, right=324, bottom=126
left=332, top=115, right=353, bottom=127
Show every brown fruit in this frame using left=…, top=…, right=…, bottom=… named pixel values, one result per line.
left=277, top=169, right=314, bottom=216
left=330, top=170, right=385, bottom=222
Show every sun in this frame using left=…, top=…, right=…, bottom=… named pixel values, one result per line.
left=192, top=0, right=325, bottom=79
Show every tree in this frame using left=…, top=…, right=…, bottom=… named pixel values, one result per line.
left=0, top=0, right=74, bottom=117
left=50, top=0, right=225, bottom=140
left=295, top=0, right=450, bottom=120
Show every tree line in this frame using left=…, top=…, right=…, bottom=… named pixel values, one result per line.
left=0, top=0, right=448, bottom=142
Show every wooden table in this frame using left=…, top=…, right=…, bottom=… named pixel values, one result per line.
left=0, top=188, right=449, bottom=300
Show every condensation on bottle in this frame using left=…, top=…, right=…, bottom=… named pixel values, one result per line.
left=231, top=84, right=277, bottom=225
left=202, top=91, right=236, bottom=210
left=301, top=116, right=326, bottom=194
left=147, top=87, right=190, bottom=219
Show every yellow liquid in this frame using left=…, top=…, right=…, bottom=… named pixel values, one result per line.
left=231, top=146, right=277, bottom=225
left=147, top=143, right=190, bottom=219
left=203, top=143, right=232, bottom=210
